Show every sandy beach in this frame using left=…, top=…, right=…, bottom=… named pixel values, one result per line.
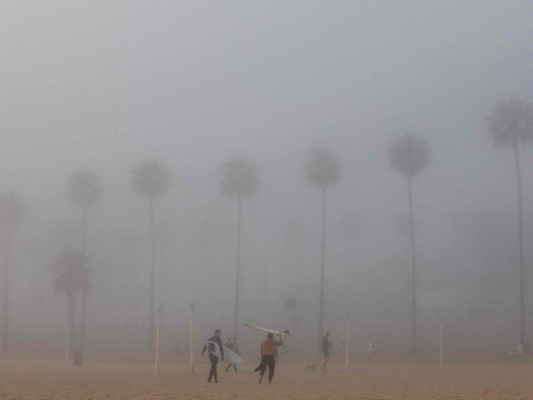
left=1, top=356, right=533, bottom=399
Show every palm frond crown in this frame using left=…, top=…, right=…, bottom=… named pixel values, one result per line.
left=389, top=134, right=431, bottom=178
left=132, top=160, right=170, bottom=198
left=0, top=193, right=25, bottom=229
left=487, top=97, right=533, bottom=149
left=219, top=157, right=259, bottom=198
left=50, top=249, right=90, bottom=299
left=67, top=169, right=102, bottom=209
left=304, top=148, right=342, bottom=190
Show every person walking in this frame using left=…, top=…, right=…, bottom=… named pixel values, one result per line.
left=201, top=329, right=225, bottom=383
left=254, top=333, right=283, bottom=383
left=225, top=336, right=240, bottom=372
left=321, top=332, right=331, bottom=371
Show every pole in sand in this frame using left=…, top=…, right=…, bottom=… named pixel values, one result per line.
left=65, top=324, right=69, bottom=364
left=190, top=303, right=195, bottom=374
left=345, top=318, right=350, bottom=369
left=154, top=305, right=162, bottom=376
left=439, top=322, right=443, bottom=367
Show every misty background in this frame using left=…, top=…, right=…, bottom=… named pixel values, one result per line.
left=1, top=1, right=533, bottom=356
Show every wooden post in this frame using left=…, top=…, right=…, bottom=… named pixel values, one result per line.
left=345, top=318, right=350, bottom=369
left=190, top=304, right=195, bottom=375
left=65, top=324, right=69, bottom=364
left=439, top=322, right=443, bottom=367
left=154, top=306, right=162, bottom=376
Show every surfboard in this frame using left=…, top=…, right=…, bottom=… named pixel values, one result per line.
left=223, top=346, right=243, bottom=365
left=244, top=323, right=290, bottom=336
left=206, top=341, right=222, bottom=358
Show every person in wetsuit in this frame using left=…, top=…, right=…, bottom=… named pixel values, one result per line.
left=254, top=333, right=283, bottom=383
left=201, top=329, right=225, bottom=383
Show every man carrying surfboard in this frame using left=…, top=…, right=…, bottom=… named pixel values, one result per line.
left=255, top=333, right=283, bottom=384
left=201, top=329, right=224, bottom=383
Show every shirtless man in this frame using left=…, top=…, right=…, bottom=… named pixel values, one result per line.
left=255, top=333, right=283, bottom=383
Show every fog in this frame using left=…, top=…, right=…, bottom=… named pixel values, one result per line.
left=1, top=1, right=533, bottom=358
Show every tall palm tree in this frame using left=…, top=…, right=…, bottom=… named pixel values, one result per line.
left=66, top=169, right=102, bottom=353
left=304, top=148, right=342, bottom=346
left=50, top=249, right=90, bottom=363
left=0, top=192, right=25, bottom=352
left=487, top=97, right=533, bottom=343
left=219, top=157, right=259, bottom=336
left=131, top=160, right=170, bottom=349
left=389, top=134, right=431, bottom=354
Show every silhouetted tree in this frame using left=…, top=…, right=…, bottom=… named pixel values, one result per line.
left=131, top=160, right=170, bottom=349
left=304, top=148, right=342, bottom=346
left=389, top=134, right=431, bottom=354
left=487, top=97, right=533, bottom=343
left=0, top=192, right=25, bottom=352
left=67, top=169, right=101, bottom=353
left=219, top=157, right=259, bottom=336
left=50, top=249, right=89, bottom=363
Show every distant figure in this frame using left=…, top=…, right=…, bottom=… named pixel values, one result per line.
left=321, top=332, right=332, bottom=371
left=254, top=333, right=283, bottom=383
left=517, top=341, right=524, bottom=355
left=201, top=329, right=224, bottom=383
left=224, top=337, right=232, bottom=349
left=368, top=341, right=376, bottom=354
left=525, top=340, right=530, bottom=355
left=225, top=336, right=239, bottom=372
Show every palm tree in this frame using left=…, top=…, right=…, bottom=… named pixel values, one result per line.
left=219, top=157, right=259, bottom=336
left=50, top=249, right=90, bottom=363
left=304, top=148, right=342, bottom=346
left=66, top=169, right=102, bottom=353
left=131, top=160, right=170, bottom=349
left=0, top=192, right=25, bottom=352
left=389, top=134, right=431, bottom=354
left=486, top=97, right=533, bottom=343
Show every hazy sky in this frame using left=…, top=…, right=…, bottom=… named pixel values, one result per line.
left=1, top=1, right=532, bottom=218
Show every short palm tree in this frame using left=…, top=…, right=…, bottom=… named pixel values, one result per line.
left=67, top=169, right=102, bottom=353
left=50, top=249, right=90, bottom=363
left=219, top=157, right=259, bottom=336
left=0, top=192, right=25, bottom=352
left=131, top=160, right=170, bottom=349
left=304, top=148, right=342, bottom=345
left=486, top=97, right=533, bottom=343
left=389, top=134, right=431, bottom=354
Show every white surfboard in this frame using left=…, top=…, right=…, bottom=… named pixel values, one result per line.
left=206, top=341, right=222, bottom=358
left=244, top=323, right=290, bottom=336
left=224, top=346, right=243, bottom=365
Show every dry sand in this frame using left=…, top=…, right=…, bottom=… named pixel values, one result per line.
left=1, top=357, right=533, bottom=399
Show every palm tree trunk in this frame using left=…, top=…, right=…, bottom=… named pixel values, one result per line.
left=513, top=143, right=525, bottom=343
left=149, top=196, right=155, bottom=351
left=319, top=188, right=326, bottom=349
left=233, top=196, right=242, bottom=337
left=1, top=229, right=10, bottom=352
left=408, top=176, right=417, bottom=354
left=79, top=207, right=88, bottom=353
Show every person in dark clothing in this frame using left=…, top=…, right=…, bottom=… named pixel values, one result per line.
left=321, top=332, right=331, bottom=371
left=254, top=333, right=283, bottom=383
left=225, top=336, right=239, bottom=372
left=201, top=329, right=225, bottom=383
